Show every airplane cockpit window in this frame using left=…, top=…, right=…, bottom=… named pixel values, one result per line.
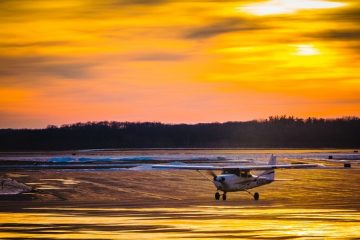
left=223, top=169, right=240, bottom=176
left=240, top=171, right=252, bottom=178
left=222, top=169, right=252, bottom=177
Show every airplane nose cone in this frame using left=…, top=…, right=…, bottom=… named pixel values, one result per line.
left=215, top=176, right=225, bottom=183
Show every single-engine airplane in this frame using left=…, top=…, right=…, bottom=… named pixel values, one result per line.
left=152, top=155, right=351, bottom=201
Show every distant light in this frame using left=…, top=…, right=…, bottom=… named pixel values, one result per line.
left=295, top=44, right=320, bottom=56
left=239, top=0, right=346, bottom=16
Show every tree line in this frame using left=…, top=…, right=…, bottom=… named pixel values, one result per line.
left=0, top=116, right=359, bottom=150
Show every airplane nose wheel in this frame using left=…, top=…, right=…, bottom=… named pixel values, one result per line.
left=246, top=190, right=260, bottom=200
left=254, top=192, right=259, bottom=201
left=215, top=192, right=220, bottom=200
left=222, top=193, right=227, bottom=201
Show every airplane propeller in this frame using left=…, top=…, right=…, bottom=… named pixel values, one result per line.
left=207, top=170, right=216, bottom=179
left=207, top=170, right=225, bottom=183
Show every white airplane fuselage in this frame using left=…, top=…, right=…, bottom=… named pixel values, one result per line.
left=213, top=172, right=273, bottom=192
left=151, top=154, right=344, bottom=201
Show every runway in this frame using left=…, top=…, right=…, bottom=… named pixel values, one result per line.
left=0, top=149, right=360, bottom=239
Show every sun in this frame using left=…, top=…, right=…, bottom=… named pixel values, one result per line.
left=239, top=0, right=346, bottom=16
left=295, top=44, right=320, bottom=56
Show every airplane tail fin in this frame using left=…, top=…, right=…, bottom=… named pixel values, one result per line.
left=268, top=154, right=276, bottom=165
left=260, top=155, right=276, bottom=180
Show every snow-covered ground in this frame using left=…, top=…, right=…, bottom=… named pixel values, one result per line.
left=0, top=178, right=32, bottom=195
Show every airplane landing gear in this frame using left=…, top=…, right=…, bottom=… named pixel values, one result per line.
left=245, top=190, right=260, bottom=200
left=215, top=192, right=220, bottom=200
left=215, top=192, right=227, bottom=201
left=254, top=192, right=259, bottom=200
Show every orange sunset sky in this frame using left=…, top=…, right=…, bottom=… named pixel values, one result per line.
left=0, top=0, right=359, bottom=128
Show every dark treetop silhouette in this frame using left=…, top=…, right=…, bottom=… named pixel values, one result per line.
left=0, top=116, right=359, bottom=151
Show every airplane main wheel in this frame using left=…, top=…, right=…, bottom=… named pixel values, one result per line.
left=215, top=192, right=220, bottom=200
left=222, top=193, right=227, bottom=201
left=254, top=192, right=259, bottom=201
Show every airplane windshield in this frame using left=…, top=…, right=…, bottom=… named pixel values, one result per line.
left=240, top=171, right=252, bottom=178
left=222, top=169, right=252, bottom=177
left=223, top=169, right=240, bottom=176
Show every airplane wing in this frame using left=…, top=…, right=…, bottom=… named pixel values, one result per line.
left=151, top=163, right=324, bottom=171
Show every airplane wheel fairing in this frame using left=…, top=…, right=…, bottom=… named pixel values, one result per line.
left=222, top=193, right=227, bottom=201
left=254, top=192, right=259, bottom=200
left=215, top=192, right=220, bottom=200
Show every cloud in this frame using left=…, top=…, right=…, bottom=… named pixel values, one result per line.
left=322, top=6, right=360, bottom=23
left=112, top=0, right=167, bottom=5
left=129, top=52, right=187, bottom=61
left=108, top=0, right=247, bottom=6
left=310, top=29, right=360, bottom=41
left=307, top=28, right=360, bottom=54
left=331, top=97, right=360, bottom=105
left=184, top=18, right=265, bottom=39
left=0, top=56, right=92, bottom=82
left=304, top=5, right=360, bottom=52
left=0, top=41, right=70, bottom=48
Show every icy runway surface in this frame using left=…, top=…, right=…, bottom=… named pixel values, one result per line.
left=0, top=149, right=360, bottom=239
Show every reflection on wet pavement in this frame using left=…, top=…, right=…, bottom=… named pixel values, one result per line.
left=0, top=205, right=360, bottom=239
left=24, top=178, right=80, bottom=190
left=40, top=179, right=81, bottom=185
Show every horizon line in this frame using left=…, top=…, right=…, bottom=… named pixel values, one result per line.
left=2, top=115, right=359, bottom=130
